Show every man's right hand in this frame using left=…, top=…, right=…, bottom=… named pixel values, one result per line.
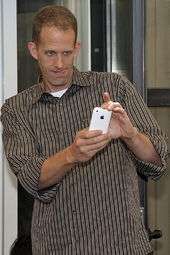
left=39, top=129, right=111, bottom=189
left=66, top=129, right=111, bottom=163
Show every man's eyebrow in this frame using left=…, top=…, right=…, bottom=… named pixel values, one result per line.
left=45, top=49, right=56, bottom=52
left=44, top=49, right=57, bottom=54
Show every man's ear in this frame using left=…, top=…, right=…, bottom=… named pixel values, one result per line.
left=74, top=41, right=81, bottom=57
left=27, top=42, right=38, bottom=60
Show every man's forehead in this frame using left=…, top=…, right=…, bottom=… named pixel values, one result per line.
left=38, top=25, right=76, bottom=44
left=40, top=25, right=75, bottom=35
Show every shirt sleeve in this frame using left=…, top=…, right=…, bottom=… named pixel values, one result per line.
left=119, top=76, right=168, bottom=180
left=1, top=101, right=59, bottom=203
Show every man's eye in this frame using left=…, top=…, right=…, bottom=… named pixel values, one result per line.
left=63, top=51, right=72, bottom=56
left=45, top=51, right=55, bottom=56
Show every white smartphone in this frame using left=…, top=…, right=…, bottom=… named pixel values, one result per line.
left=89, top=107, right=112, bottom=134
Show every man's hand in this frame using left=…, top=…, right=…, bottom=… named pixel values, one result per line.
left=67, top=129, right=111, bottom=163
left=101, top=92, right=161, bottom=165
left=40, top=127, right=111, bottom=189
left=102, top=92, right=138, bottom=141
left=39, top=92, right=161, bottom=189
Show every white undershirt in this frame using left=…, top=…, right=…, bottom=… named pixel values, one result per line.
left=50, top=88, right=68, bottom=98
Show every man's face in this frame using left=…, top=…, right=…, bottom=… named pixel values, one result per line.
left=28, top=26, right=80, bottom=92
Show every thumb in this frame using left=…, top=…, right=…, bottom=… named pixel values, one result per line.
left=103, top=92, right=111, bottom=102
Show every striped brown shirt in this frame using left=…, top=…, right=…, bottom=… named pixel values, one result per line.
left=1, top=68, right=167, bottom=254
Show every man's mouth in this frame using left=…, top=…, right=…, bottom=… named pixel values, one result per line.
left=50, top=69, right=66, bottom=77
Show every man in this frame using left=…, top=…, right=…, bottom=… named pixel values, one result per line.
left=1, top=5, right=167, bottom=255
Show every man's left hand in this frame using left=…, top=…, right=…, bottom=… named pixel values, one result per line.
left=102, top=92, right=138, bottom=141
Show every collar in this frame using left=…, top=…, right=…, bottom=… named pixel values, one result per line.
left=71, top=67, right=92, bottom=87
left=31, top=67, right=92, bottom=104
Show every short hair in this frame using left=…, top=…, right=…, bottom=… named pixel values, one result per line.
left=32, top=5, right=77, bottom=44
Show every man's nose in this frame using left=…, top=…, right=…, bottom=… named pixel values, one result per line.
left=54, top=54, right=64, bottom=68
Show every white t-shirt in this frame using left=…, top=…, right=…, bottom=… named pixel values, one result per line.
left=50, top=88, right=68, bottom=98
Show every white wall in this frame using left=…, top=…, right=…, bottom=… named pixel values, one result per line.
left=0, top=0, right=18, bottom=254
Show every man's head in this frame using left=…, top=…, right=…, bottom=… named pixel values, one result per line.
left=32, top=5, right=78, bottom=44
left=28, top=5, right=80, bottom=92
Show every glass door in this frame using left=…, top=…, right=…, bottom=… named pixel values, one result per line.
left=91, top=0, right=148, bottom=226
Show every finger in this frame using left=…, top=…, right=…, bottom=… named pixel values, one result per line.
left=82, top=138, right=109, bottom=152
left=110, top=102, right=121, bottom=108
left=78, top=129, right=103, bottom=139
left=107, top=102, right=124, bottom=112
left=81, top=133, right=109, bottom=145
left=101, top=101, right=114, bottom=110
left=111, top=111, right=126, bottom=121
left=103, top=92, right=111, bottom=102
left=111, top=106, right=125, bottom=114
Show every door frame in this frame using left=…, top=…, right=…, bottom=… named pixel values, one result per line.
left=0, top=0, right=18, bottom=254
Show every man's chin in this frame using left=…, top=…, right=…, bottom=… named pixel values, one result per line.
left=46, top=79, right=69, bottom=90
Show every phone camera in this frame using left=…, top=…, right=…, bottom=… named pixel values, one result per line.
left=100, top=115, right=104, bottom=119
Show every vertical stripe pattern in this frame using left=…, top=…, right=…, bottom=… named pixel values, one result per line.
left=1, top=68, right=167, bottom=254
